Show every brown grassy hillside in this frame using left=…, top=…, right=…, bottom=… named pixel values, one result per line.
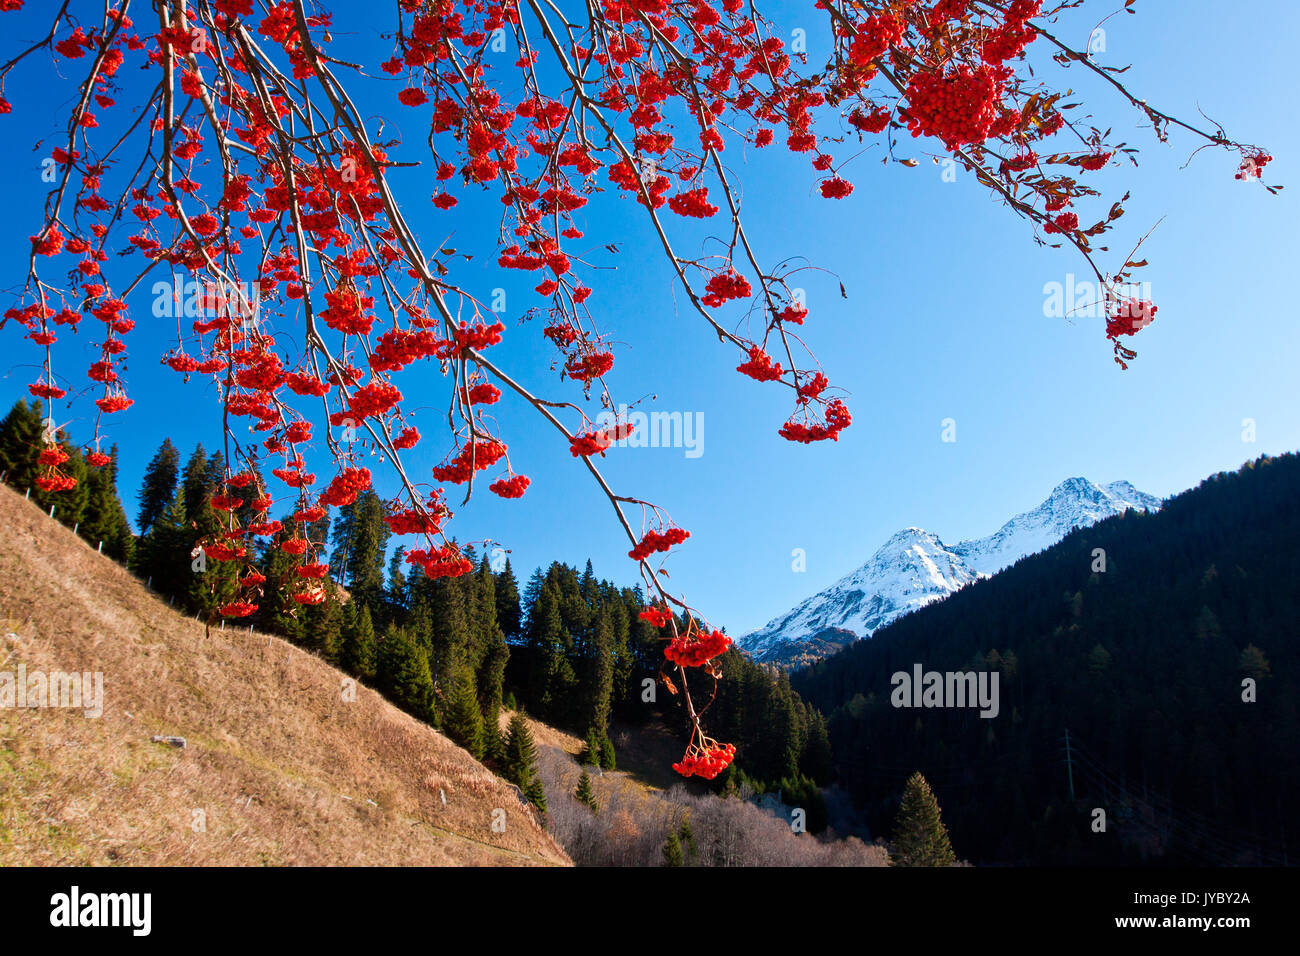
left=0, top=483, right=569, bottom=867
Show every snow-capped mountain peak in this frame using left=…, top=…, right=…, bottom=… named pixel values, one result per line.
left=953, top=477, right=1161, bottom=575
left=738, top=477, right=1160, bottom=665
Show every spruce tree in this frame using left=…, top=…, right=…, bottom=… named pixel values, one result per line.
left=662, top=831, right=683, bottom=867
left=1239, top=644, right=1271, bottom=681
left=575, top=769, right=599, bottom=814
left=0, top=399, right=43, bottom=491
left=384, top=547, right=407, bottom=626
left=80, top=445, right=134, bottom=563
left=442, top=664, right=486, bottom=759
left=503, top=711, right=545, bottom=812
left=184, top=447, right=238, bottom=619
left=303, top=581, right=344, bottom=663
left=333, top=489, right=391, bottom=610
left=524, top=775, right=547, bottom=813
left=136, top=492, right=190, bottom=601
left=524, top=580, right=575, bottom=720
left=377, top=624, right=436, bottom=724
left=584, top=605, right=615, bottom=738
left=800, top=710, right=834, bottom=785
left=136, top=438, right=180, bottom=534
left=257, top=521, right=306, bottom=642
left=495, top=558, right=521, bottom=640
left=477, top=629, right=509, bottom=762
left=180, top=444, right=210, bottom=518
left=428, top=569, right=472, bottom=686
left=890, top=772, right=956, bottom=867
left=678, top=816, right=697, bottom=858
left=599, top=729, right=617, bottom=771
left=341, top=602, right=377, bottom=681
left=582, top=726, right=602, bottom=766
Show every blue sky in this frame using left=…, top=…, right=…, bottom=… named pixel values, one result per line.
left=1, top=1, right=1296, bottom=636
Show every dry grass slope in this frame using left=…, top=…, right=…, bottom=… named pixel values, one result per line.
left=0, top=484, right=570, bottom=867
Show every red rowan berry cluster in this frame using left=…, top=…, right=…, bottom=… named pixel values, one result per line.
left=701, top=270, right=753, bottom=308
left=779, top=398, right=853, bottom=444
left=489, top=474, right=530, bottom=498
left=218, top=601, right=258, bottom=619
left=1236, top=151, right=1273, bottom=180
left=667, top=187, right=719, bottom=218
left=1106, top=299, right=1158, bottom=339
left=820, top=177, right=854, bottom=199
left=664, top=627, right=731, bottom=668
left=903, top=64, right=1015, bottom=153
left=673, top=741, right=736, bottom=780
left=318, top=468, right=372, bottom=508
left=639, top=606, right=674, bottom=628
left=736, top=346, right=785, bottom=382
left=347, top=380, right=403, bottom=419
left=629, top=526, right=690, bottom=561
left=431, top=440, right=507, bottom=483
left=407, top=544, right=474, bottom=579
left=1045, top=212, right=1079, bottom=235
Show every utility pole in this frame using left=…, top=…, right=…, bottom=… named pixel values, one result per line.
left=1064, top=727, right=1076, bottom=801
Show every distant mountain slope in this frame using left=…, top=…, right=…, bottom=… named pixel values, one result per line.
left=792, top=453, right=1300, bottom=865
left=740, top=478, right=1160, bottom=664
left=0, top=483, right=569, bottom=866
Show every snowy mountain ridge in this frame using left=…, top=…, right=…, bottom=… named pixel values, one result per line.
left=738, top=478, right=1161, bottom=665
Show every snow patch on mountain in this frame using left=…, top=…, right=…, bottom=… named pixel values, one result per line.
left=739, top=478, right=1161, bottom=663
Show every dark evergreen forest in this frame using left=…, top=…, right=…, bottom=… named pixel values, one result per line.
left=794, top=453, right=1299, bottom=864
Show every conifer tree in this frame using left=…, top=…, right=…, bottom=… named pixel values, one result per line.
left=584, top=605, right=615, bottom=737
left=599, top=730, right=617, bottom=771
left=477, top=628, right=509, bottom=762
left=384, top=546, right=407, bottom=626
left=575, top=769, right=599, bottom=814
left=579, top=558, right=597, bottom=605
left=524, top=579, right=575, bottom=720
left=503, top=710, right=545, bottom=812
left=524, top=775, right=547, bottom=814
left=662, top=831, right=683, bottom=867
left=890, top=772, right=957, bottom=867
left=136, top=438, right=180, bottom=534
left=330, top=488, right=390, bottom=610
left=256, top=521, right=306, bottom=642
left=136, top=491, right=189, bottom=600
left=800, top=710, right=834, bottom=785
left=303, top=581, right=344, bottom=664
left=494, top=558, right=521, bottom=640
left=442, top=664, right=486, bottom=759
left=341, top=601, right=377, bottom=681
left=80, top=445, right=134, bottom=563
left=1239, top=644, right=1271, bottom=682
left=184, top=445, right=238, bottom=619
left=678, top=816, right=697, bottom=859
left=0, top=398, right=43, bottom=491
left=582, top=727, right=602, bottom=767
left=428, top=568, right=472, bottom=686
left=377, top=624, right=437, bottom=724
left=180, top=444, right=210, bottom=518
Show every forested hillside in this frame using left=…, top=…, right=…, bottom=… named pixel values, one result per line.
left=794, top=453, right=1300, bottom=865
left=509, top=561, right=834, bottom=818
